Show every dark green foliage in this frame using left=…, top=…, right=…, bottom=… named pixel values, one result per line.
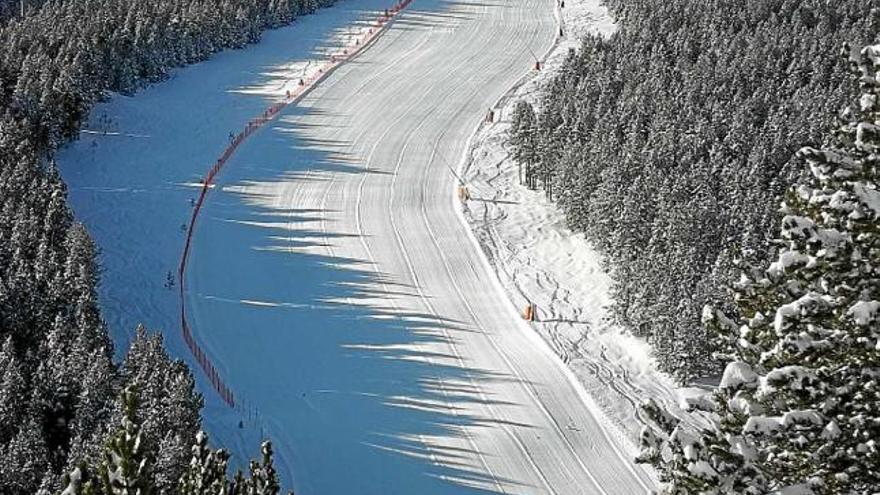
left=512, top=0, right=878, bottom=381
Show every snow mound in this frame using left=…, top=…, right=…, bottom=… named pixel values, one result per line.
left=720, top=361, right=758, bottom=390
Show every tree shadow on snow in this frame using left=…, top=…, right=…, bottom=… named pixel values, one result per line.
left=188, top=78, right=534, bottom=495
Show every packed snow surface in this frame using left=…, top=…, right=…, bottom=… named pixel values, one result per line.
left=59, top=0, right=654, bottom=493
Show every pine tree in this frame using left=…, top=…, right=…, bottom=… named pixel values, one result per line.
left=509, top=100, right=540, bottom=188
left=58, top=465, right=97, bottom=495
left=119, top=326, right=202, bottom=494
left=0, top=336, right=25, bottom=445
left=178, top=431, right=231, bottom=495
left=246, top=442, right=280, bottom=495
left=95, top=388, right=153, bottom=495
left=0, top=414, right=51, bottom=494
left=229, top=470, right=247, bottom=495
left=57, top=389, right=152, bottom=495
left=638, top=42, right=880, bottom=494
left=66, top=349, right=116, bottom=473
left=58, top=395, right=286, bottom=495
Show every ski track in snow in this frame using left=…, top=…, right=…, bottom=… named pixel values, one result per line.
left=59, top=0, right=660, bottom=493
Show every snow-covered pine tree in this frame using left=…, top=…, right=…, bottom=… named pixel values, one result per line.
left=0, top=336, right=25, bottom=444
left=178, top=435, right=284, bottom=495
left=62, top=223, right=104, bottom=344
left=247, top=442, right=280, bottom=495
left=58, top=465, right=97, bottom=495
left=637, top=42, right=880, bottom=494
left=178, top=431, right=231, bottom=495
left=96, top=388, right=153, bottom=495
left=60, top=407, right=286, bottom=495
left=0, top=414, right=51, bottom=493
left=509, top=100, right=539, bottom=189
left=65, top=349, right=116, bottom=476
left=301, top=0, right=319, bottom=15
left=58, top=388, right=152, bottom=495
left=229, top=470, right=247, bottom=495
left=119, top=326, right=202, bottom=494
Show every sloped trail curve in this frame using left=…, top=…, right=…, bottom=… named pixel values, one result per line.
left=187, top=0, right=656, bottom=493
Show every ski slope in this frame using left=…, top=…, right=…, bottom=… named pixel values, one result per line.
left=59, top=0, right=655, bottom=493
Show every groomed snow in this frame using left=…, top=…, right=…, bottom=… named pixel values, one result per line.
left=60, top=0, right=656, bottom=493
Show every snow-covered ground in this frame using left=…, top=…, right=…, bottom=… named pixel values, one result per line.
left=459, top=0, right=705, bottom=450
left=59, top=0, right=657, bottom=493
